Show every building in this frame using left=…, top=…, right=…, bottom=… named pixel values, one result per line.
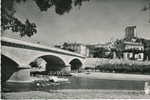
left=125, top=26, right=136, bottom=41
left=123, top=40, right=144, bottom=61
left=67, top=43, right=89, bottom=57
left=86, top=42, right=114, bottom=58
left=86, top=44, right=95, bottom=57
left=55, top=42, right=90, bottom=57
left=123, top=26, right=144, bottom=61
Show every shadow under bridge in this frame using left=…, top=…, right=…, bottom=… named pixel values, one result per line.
left=30, top=55, right=67, bottom=73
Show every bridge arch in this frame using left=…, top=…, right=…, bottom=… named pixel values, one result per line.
left=30, top=55, right=66, bottom=72
left=1, top=55, right=19, bottom=82
left=69, top=58, right=83, bottom=70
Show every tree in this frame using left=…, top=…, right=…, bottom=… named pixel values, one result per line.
left=2, top=0, right=89, bottom=37
left=142, top=2, right=150, bottom=22
left=114, top=39, right=125, bottom=51
left=30, top=58, right=47, bottom=69
left=62, top=42, right=75, bottom=52
left=93, top=47, right=113, bottom=58
left=113, top=39, right=125, bottom=58
left=142, top=39, right=150, bottom=60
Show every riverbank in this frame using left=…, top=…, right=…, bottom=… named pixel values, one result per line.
left=71, top=72, right=150, bottom=81
left=2, top=89, right=150, bottom=99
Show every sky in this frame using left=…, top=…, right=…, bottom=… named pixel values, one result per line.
left=3, top=0, right=150, bottom=46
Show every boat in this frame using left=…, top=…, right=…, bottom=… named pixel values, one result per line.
left=48, top=76, right=69, bottom=82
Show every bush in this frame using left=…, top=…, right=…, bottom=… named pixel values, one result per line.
left=96, top=64, right=150, bottom=74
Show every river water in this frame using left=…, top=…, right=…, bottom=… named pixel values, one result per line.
left=2, top=76, right=145, bottom=92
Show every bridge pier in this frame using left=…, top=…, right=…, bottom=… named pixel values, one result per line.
left=7, top=65, right=32, bottom=83
left=61, top=64, right=71, bottom=72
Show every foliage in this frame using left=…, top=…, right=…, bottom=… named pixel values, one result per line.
left=2, top=0, right=37, bottom=37
left=93, top=47, right=113, bottom=58
left=96, top=64, right=150, bottom=74
left=2, top=0, right=89, bottom=37
left=144, top=48, right=150, bottom=60
left=30, top=58, right=47, bottom=69
left=114, top=39, right=125, bottom=51
left=113, top=39, right=125, bottom=58
left=62, top=42, right=76, bottom=52
left=142, top=39, right=150, bottom=60
left=142, top=2, right=150, bottom=22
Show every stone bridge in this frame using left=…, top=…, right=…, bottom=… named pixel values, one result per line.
left=1, top=37, right=86, bottom=82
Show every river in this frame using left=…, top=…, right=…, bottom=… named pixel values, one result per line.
left=2, top=76, right=145, bottom=93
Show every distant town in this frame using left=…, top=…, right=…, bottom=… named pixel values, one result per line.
left=55, top=26, right=150, bottom=61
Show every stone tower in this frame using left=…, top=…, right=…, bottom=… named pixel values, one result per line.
left=125, top=26, right=136, bottom=41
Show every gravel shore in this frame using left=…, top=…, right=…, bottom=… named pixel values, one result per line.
left=2, top=89, right=150, bottom=99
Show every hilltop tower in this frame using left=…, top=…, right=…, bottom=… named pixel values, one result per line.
left=125, top=26, right=136, bottom=41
